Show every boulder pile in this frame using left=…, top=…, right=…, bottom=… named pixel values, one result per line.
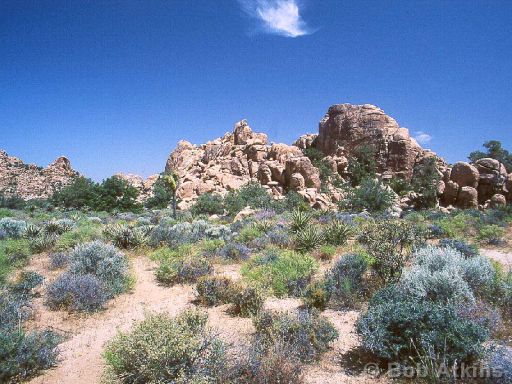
left=0, top=150, right=78, bottom=200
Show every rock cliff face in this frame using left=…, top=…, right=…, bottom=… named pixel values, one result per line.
left=315, top=104, right=438, bottom=180
left=114, top=173, right=159, bottom=202
left=0, top=150, right=78, bottom=200
left=164, top=120, right=329, bottom=209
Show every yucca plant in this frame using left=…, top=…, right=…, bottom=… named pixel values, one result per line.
left=24, top=223, right=42, bottom=239
left=104, top=224, right=147, bottom=249
left=323, top=220, right=353, bottom=246
left=44, top=219, right=75, bottom=235
left=295, top=225, right=324, bottom=253
left=253, top=220, right=274, bottom=233
left=290, top=208, right=312, bottom=234
left=30, top=233, right=58, bottom=253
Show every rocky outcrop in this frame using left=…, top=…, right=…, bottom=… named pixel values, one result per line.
left=314, top=104, right=440, bottom=180
left=0, top=150, right=78, bottom=200
left=115, top=173, right=159, bottom=202
left=165, top=120, right=327, bottom=209
left=439, top=158, right=511, bottom=208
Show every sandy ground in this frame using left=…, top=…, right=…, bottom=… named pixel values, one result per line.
left=481, top=248, right=512, bottom=268
left=24, top=253, right=384, bottom=384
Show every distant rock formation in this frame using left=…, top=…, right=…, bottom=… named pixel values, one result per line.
left=165, top=120, right=329, bottom=209
left=0, top=150, right=78, bottom=200
left=114, top=173, right=159, bottom=202
left=314, top=104, right=440, bottom=180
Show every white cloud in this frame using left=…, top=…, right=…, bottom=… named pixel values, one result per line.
left=238, top=0, right=313, bottom=38
left=413, top=131, right=432, bottom=144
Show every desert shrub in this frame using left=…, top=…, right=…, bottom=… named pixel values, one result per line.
left=0, top=218, right=27, bottom=238
left=51, top=176, right=100, bottom=209
left=3, top=238, right=31, bottom=265
left=68, top=241, right=130, bottom=297
left=468, top=140, right=512, bottom=172
left=294, top=225, right=323, bottom=254
left=242, top=250, right=318, bottom=297
left=358, top=220, right=427, bottom=284
left=191, top=193, right=225, bottom=216
left=347, top=144, right=377, bottom=186
left=46, top=273, right=108, bottom=312
left=49, top=252, right=69, bottom=270
left=439, top=238, right=479, bottom=258
left=357, top=296, right=492, bottom=367
left=279, top=190, right=311, bottom=212
left=290, top=209, right=311, bottom=234
left=156, top=256, right=212, bottom=286
left=43, top=218, right=75, bottom=235
left=200, top=239, right=225, bottom=258
left=357, top=246, right=497, bottom=373
left=435, top=212, right=477, bottom=239
left=103, top=223, right=147, bottom=249
left=149, top=220, right=231, bottom=248
left=0, top=194, right=26, bottom=210
left=317, top=244, right=336, bottom=261
left=236, top=341, right=304, bottom=384
left=144, top=176, right=173, bottom=209
left=302, top=280, right=330, bottom=310
left=230, top=284, right=264, bottom=317
left=477, top=224, right=507, bottom=245
left=265, top=227, right=291, bottom=248
left=9, top=271, right=44, bottom=296
left=219, top=242, right=251, bottom=261
left=410, top=157, right=442, bottom=209
left=224, top=182, right=274, bottom=216
left=339, top=177, right=396, bottom=213
left=196, top=275, right=233, bottom=306
left=486, top=345, right=512, bottom=384
left=323, top=219, right=352, bottom=246
left=236, top=225, right=263, bottom=244
left=325, top=253, right=369, bottom=307
left=54, top=221, right=103, bottom=251
left=0, top=329, right=60, bottom=383
left=94, top=176, right=143, bottom=213
left=103, top=309, right=229, bottom=383
left=30, top=233, right=58, bottom=253
left=253, top=309, right=338, bottom=363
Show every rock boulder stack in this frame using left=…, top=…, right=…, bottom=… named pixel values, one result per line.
left=0, top=150, right=78, bottom=200
left=164, top=120, right=329, bottom=209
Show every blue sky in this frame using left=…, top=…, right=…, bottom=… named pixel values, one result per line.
left=1, top=0, right=511, bottom=181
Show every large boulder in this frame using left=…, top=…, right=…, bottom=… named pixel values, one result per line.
left=450, top=162, right=479, bottom=188
left=456, top=186, right=478, bottom=209
left=314, top=104, right=441, bottom=180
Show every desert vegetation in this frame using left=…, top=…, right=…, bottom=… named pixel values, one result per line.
left=0, top=168, right=511, bottom=384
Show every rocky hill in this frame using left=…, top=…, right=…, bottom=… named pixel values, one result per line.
left=0, top=150, right=78, bottom=200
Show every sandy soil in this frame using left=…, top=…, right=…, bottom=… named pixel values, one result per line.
left=25, top=253, right=384, bottom=384
left=481, top=248, right=512, bottom=268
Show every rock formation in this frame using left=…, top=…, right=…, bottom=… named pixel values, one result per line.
left=115, top=173, right=159, bottom=202
left=314, top=104, right=439, bottom=180
left=440, top=158, right=511, bottom=209
left=164, top=120, right=328, bottom=209
left=0, top=150, right=78, bottom=200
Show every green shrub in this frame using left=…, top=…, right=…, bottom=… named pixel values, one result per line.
left=302, top=280, right=330, bottom=310
left=317, top=244, right=336, bottom=261
left=224, top=182, right=273, bottom=216
left=104, top=309, right=229, bottom=383
left=358, top=220, right=427, bottom=284
left=410, top=157, right=441, bottom=209
left=191, top=193, right=225, bottom=216
left=69, top=241, right=130, bottom=297
left=144, top=176, right=173, bottom=209
left=242, top=250, right=318, bottom=297
left=326, top=253, right=369, bottom=307
left=196, top=275, right=233, bottom=306
left=0, top=194, right=26, bottom=210
left=156, top=256, right=212, bottom=286
left=436, top=212, right=476, bottom=238
left=30, top=233, right=58, bottom=253
left=54, top=221, right=103, bottom=251
left=43, top=218, right=75, bottom=235
left=477, top=224, right=506, bottom=245
left=230, top=284, right=264, bottom=317
left=253, top=309, right=338, bottom=363
left=347, top=144, right=377, bottom=186
left=340, top=177, right=396, bottom=213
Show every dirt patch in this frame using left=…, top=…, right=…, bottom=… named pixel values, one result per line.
left=481, top=248, right=512, bottom=268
